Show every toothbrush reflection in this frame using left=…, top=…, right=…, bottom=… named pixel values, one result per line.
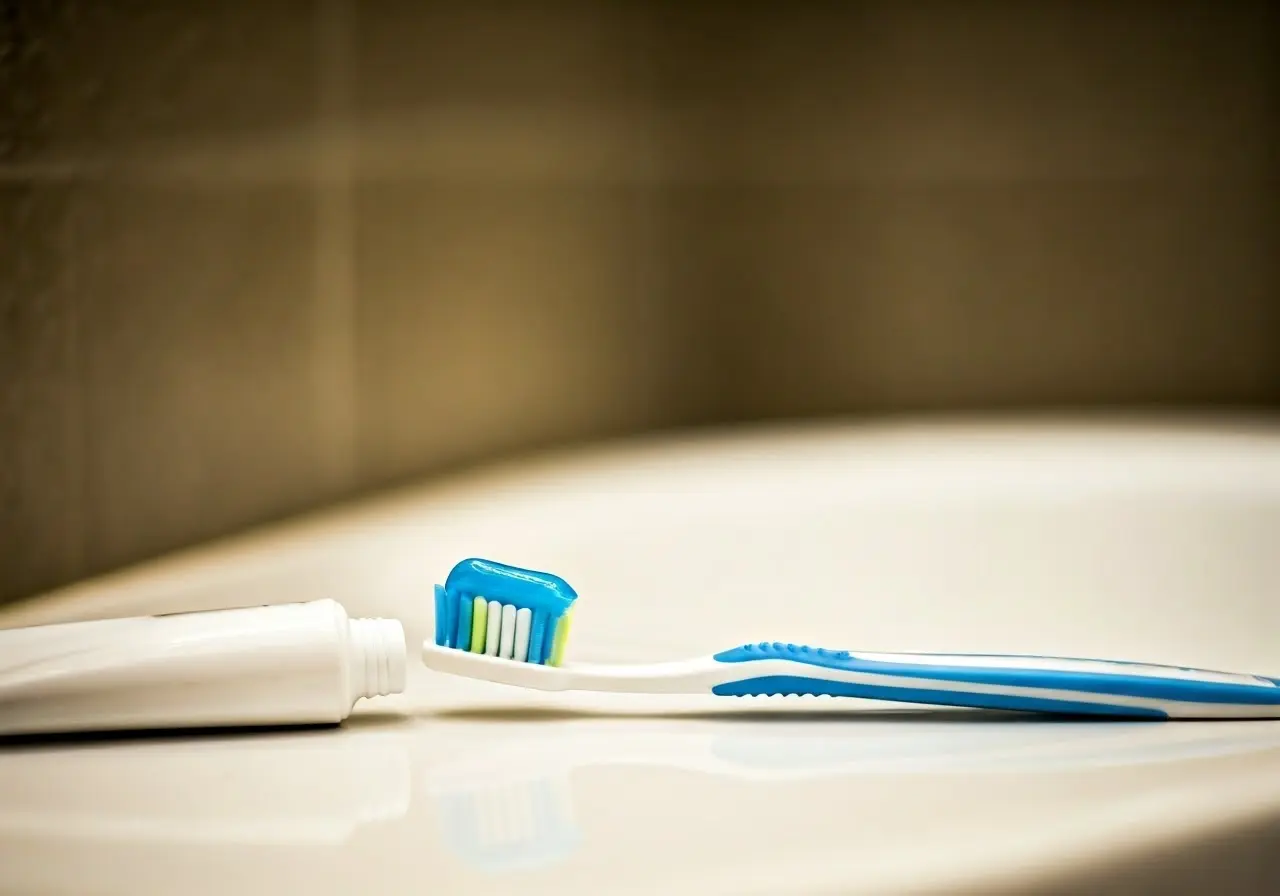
left=2, top=713, right=1280, bottom=892
left=425, top=712, right=1280, bottom=874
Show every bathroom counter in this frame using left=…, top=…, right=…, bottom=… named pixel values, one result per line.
left=2, top=420, right=1279, bottom=894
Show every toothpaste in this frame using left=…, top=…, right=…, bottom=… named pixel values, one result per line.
left=0, top=600, right=406, bottom=735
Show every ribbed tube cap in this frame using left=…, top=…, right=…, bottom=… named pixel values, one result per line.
left=348, top=618, right=408, bottom=699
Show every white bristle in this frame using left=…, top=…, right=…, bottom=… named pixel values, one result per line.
left=485, top=600, right=502, bottom=656
left=514, top=607, right=532, bottom=662
left=499, top=603, right=517, bottom=659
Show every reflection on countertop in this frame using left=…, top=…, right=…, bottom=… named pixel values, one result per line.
left=4, top=707, right=1280, bottom=893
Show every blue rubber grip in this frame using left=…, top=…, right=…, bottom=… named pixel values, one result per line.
left=710, top=642, right=1280, bottom=716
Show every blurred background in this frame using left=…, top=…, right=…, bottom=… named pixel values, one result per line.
left=2, top=0, right=1277, bottom=607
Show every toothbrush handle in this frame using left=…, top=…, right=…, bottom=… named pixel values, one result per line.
left=709, top=643, right=1280, bottom=720
left=420, top=642, right=1280, bottom=719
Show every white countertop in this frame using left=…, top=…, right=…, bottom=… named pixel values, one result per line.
left=2, top=420, right=1279, bottom=894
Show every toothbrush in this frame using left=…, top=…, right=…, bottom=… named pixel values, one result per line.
left=422, top=558, right=1280, bottom=720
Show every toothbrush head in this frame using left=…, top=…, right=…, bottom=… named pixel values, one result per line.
left=432, top=558, right=579, bottom=666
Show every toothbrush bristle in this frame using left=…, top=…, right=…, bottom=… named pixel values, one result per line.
left=432, top=558, right=578, bottom=665
left=435, top=593, right=572, bottom=666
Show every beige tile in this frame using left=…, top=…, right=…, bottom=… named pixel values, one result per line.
left=734, top=181, right=1280, bottom=415
left=74, top=181, right=333, bottom=571
left=0, top=186, right=85, bottom=604
left=352, top=183, right=686, bottom=482
left=5, top=0, right=318, bottom=160
left=2, top=1, right=1279, bottom=605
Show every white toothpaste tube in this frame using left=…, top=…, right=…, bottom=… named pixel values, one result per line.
left=0, top=600, right=406, bottom=735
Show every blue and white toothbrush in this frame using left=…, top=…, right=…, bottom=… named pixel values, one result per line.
left=421, top=558, right=1280, bottom=720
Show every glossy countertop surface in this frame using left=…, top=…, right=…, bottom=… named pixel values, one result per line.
left=2, top=421, right=1279, bottom=894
